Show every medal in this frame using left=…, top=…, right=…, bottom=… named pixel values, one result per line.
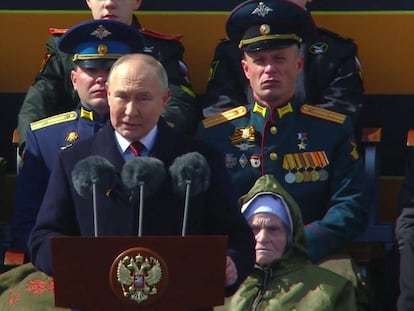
left=295, top=171, right=304, bottom=183
left=311, top=170, right=319, bottom=182
left=319, top=169, right=329, bottom=181
left=285, top=172, right=296, bottom=184
left=303, top=170, right=311, bottom=182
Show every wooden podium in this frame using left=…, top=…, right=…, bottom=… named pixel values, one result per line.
left=51, top=236, right=228, bottom=311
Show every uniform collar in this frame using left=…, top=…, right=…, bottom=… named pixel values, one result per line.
left=80, top=106, right=108, bottom=123
left=251, top=101, right=295, bottom=120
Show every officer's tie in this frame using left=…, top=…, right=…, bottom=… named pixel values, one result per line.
left=129, top=141, right=144, bottom=157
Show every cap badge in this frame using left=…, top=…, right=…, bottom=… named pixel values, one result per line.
left=97, top=44, right=108, bottom=55
left=259, top=24, right=271, bottom=36
left=90, top=24, right=112, bottom=40
left=252, top=2, right=273, bottom=17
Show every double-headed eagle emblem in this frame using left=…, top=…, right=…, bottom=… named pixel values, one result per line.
left=117, top=254, right=162, bottom=303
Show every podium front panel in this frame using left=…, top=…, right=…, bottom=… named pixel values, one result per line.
left=51, top=236, right=227, bottom=311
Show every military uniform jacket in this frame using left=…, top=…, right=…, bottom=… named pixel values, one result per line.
left=28, top=120, right=255, bottom=297
left=202, top=27, right=364, bottom=127
left=197, top=99, right=367, bottom=262
left=228, top=175, right=357, bottom=311
left=11, top=108, right=108, bottom=255
left=18, top=15, right=197, bottom=145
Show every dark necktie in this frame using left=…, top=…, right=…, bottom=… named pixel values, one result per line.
left=130, top=141, right=144, bottom=157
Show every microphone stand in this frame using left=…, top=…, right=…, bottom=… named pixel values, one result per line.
left=92, top=178, right=98, bottom=237
left=181, top=180, right=191, bottom=237
left=138, top=181, right=144, bottom=237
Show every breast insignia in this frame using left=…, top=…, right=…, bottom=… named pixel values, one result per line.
left=30, top=111, right=78, bottom=131
left=300, top=104, right=345, bottom=124
left=202, top=106, right=248, bottom=128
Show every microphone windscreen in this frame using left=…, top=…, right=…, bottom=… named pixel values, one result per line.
left=121, top=157, right=166, bottom=198
left=71, top=155, right=118, bottom=197
left=169, top=152, right=211, bottom=197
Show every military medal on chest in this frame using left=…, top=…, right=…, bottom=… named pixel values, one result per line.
left=282, top=131, right=330, bottom=183
left=231, top=126, right=260, bottom=169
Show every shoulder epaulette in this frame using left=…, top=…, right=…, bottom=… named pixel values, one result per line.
left=140, top=28, right=183, bottom=41
left=317, top=27, right=354, bottom=43
left=300, top=104, right=346, bottom=124
left=30, top=111, right=78, bottom=131
left=48, top=28, right=68, bottom=35
left=202, top=106, right=248, bottom=128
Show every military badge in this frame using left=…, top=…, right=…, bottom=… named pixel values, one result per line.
left=252, top=2, right=273, bottom=17
left=349, top=140, right=360, bottom=161
left=66, top=131, right=79, bottom=142
left=239, top=154, right=249, bottom=168
left=90, top=24, right=112, bottom=39
left=309, top=42, right=329, bottom=55
left=207, top=60, right=219, bottom=82
left=231, top=126, right=255, bottom=145
left=235, top=142, right=255, bottom=151
left=297, top=132, right=307, bottom=150
left=225, top=154, right=238, bottom=169
left=249, top=154, right=261, bottom=168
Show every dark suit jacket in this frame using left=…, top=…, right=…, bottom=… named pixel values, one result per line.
left=28, top=119, right=255, bottom=296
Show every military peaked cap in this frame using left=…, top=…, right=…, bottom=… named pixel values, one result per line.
left=226, top=0, right=316, bottom=52
left=58, top=19, right=145, bottom=68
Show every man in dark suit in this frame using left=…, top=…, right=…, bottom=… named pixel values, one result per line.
left=28, top=54, right=255, bottom=307
left=17, top=0, right=198, bottom=149
left=9, top=19, right=146, bottom=260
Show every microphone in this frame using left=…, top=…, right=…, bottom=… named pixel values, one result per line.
left=71, top=155, right=118, bottom=236
left=168, top=152, right=211, bottom=236
left=121, top=157, right=166, bottom=236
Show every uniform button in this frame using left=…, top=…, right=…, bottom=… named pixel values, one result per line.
left=269, top=152, right=278, bottom=161
left=270, top=126, right=277, bottom=135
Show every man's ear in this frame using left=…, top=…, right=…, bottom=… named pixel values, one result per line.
left=85, top=0, right=92, bottom=10
left=71, top=70, right=77, bottom=90
left=241, top=58, right=250, bottom=80
left=135, top=0, right=143, bottom=11
left=162, top=88, right=171, bottom=109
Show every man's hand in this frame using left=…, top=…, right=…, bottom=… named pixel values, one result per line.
left=225, top=256, right=238, bottom=287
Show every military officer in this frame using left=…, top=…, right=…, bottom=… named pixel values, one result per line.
left=17, top=0, right=197, bottom=149
left=202, top=0, right=364, bottom=128
left=197, top=0, right=367, bottom=264
left=8, top=19, right=146, bottom=259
